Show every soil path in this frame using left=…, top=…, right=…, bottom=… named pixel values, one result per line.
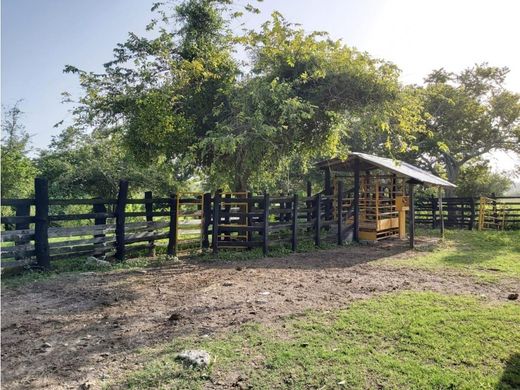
left=2, top=238, right=518, bottom=389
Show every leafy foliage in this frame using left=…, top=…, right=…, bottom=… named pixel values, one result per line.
left=455, top=160, right=512, bottom=197
left=1, top=103, right=39, bottom=198
left=407, top=64, right=520, bottom=193
left=63, top=1, right=425, bottom=192
left=37, top=127, right=187, bottom=198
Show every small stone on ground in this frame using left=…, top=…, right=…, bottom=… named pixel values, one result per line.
left=176, top=350, right=211, bottom=367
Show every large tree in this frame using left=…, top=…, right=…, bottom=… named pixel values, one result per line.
left=412, top=64, right=520, bottom=194
left=64, top=1, right=424, bottom=192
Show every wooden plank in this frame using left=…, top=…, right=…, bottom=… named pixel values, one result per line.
left=49, top=212, right=115, bottom=222
left=48, top=198, right=116, bottom=205
left=1, top=198, right=35, bottom=206
left=1, top=229, right=34, bottom=242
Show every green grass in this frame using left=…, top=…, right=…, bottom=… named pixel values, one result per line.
left=111, top=292, right=520, bottom=389
left=378, top=229, right=520, bottom=280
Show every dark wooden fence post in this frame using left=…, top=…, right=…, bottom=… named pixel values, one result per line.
left=202, top=192, right=212, bottom=249
left=262, top=193, right=270, bottom=256
left=337, top=180, right=344, bottom=245
left=115, top=180, right=129, bottom=262
left=93, top=198, right=107, bottom=257
left=212, top=192, right=221, bottom=254
left=14, top=202, right=31, bottom=260
left=469, top=197, right=475, bottom=230
left=306, top=181, right=312, bottom=231
left=315, top=193, right=322, bottom=247
left=167, top=193, right=178, bottom=256
left=144, top=191, right=155, bottom=257
left=431, top=194, right=437, bottom=229
left=34, top=178, right=50, bottom=269
left=291, top=193, right=298, bottom=251
left=353, top=158, right=360, bottom=242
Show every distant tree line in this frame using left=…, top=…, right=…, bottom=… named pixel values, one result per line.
left=2, top=0, right=519, bottom=199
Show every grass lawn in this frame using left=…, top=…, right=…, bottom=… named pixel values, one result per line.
left=113, top=291, right=520, bottom=390
left=377, top=229, right=520, bottom=280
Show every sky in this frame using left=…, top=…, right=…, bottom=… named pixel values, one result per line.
left=2, top=0, right=519, bottom=169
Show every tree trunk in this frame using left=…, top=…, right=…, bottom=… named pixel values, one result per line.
left=443, top=154, right=460, bottom=197
left=443, top=154, right=461, bottom=227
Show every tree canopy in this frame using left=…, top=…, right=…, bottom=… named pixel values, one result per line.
left=63, top=0, right=425, bottom=192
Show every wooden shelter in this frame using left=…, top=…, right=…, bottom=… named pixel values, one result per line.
left=316, top=152, right=456, bottom=248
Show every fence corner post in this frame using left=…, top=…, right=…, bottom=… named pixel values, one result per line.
left=212, top=192, right=221, bottom=254
left=115, top=180, right=129, bottom=262
left=34, top=177, right=50, bottom=270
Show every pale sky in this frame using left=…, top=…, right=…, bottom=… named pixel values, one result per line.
left=2, top=0, right=519, bottom=170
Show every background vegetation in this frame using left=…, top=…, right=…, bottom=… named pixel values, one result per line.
left=2, top=0, right=519, bottom=199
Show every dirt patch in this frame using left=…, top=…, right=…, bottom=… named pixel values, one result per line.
left=1, top=237, right=518, bottom=389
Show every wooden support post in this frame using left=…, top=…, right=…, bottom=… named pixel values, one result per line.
left=34, top=178, right=50, bottom=269
left=14, top=202, right=31, bottom=260
left=212, top=192, right=221, bottom=254
left=438, top=187, right=444, bottom=239
left=408, top=181, right=415, bottom=249
left=291, top=193, right=298, bottom=251
left=306, top=181, right=312, bottom=231
left=337, top=180, right=344, bottom=245
left=144, top=191, right=155, bottom=257
left=202, top=192, right=212, bottom=249
left=469, top=197, right=475, bottom=230
left=167, top=193, right=178, bottom=256
left=93, top=199, right=107, bottom=257
left=353, top=158, right=360, bottom=242
left=262, top=193, right=270, bottom=256
left=315, top=193, right=322, bottom=247
left=431, top=194, right=437, bottom=229
left=324, top=169, right=332, bottom=222
left=115, top=180, right=129, bottom=262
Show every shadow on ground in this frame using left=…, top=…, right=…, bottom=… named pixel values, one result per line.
left=498, top=353, right=520, bottom=389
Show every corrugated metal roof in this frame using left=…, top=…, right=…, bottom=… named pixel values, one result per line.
left=317, top=152, right=456, bottom=188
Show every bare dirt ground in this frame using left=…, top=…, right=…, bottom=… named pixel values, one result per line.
left=2, top=237, right=519, bottom=389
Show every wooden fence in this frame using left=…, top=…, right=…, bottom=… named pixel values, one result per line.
left=1, top=179, right=354, bottom=270
left=415, top=195, right=520, bottom=230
